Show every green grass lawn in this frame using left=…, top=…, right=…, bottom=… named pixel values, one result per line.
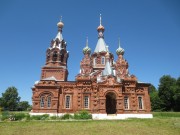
left=0, top=112, right=180, bottom=135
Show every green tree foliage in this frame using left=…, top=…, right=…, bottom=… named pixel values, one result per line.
left=18, top=101, right=30, bottom=111
left=1, top=87, right=20, bottom=111
left=0, top=97, right=2, bottom=107
left=149, top=85, right=161, bottom=111
left=158, top=75, right=176, bottom=111
left=173, top=77, right=180, bottom=111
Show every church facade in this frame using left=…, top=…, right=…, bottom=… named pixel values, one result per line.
left=31, top=17, right=152, bottom=119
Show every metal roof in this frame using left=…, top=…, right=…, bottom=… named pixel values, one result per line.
left=94, top=38, right=107, bottom=53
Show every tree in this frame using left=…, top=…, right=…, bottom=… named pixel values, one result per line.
left=158, top=75, right=176, bottom=111
left=1, top=86, right=20, bottom=111
left=0, top=97, right=2, bottom=112
left=149, top=85, right=157, bottom=93
left=173, top=77, right=180, bottom=111
left=149, top=85, right=161, bottom=111
left=0, top=97, right=2, bottom=107
left=18, top=101, right=30, bottom=111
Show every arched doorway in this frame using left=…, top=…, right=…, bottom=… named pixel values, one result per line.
left=106, top=92, right=117, bottom=114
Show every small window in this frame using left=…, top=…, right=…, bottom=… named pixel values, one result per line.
left=47, top=96, right=51, bottom=108
left=40, top=97, right=45, bottom=108
left=101, top=57, right=105, bottom=65
left=46, top=51, right=50, bottom=62
left=53, top=51, right=58, bottom=61
left=65, top=95, right=71, bottom=109
left=84, top=96, right=89, bottom=109
left=124, top=97, right=129, bottom=110
left=138, top=97, right=143, bottom=109
left=93, top=58, right=96, bottom=65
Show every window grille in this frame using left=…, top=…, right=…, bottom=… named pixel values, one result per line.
left=40, top=97, right=45, bottom=108
left=66, top=95, right=70, bottom=109
left=84, top=96, right=89, bottom=109
left=124, top=97, right=129, bottom=109
left=47, top=96, right=51, bottom=108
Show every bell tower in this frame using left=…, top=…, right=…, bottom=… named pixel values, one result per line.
left=41, top=18, right=69, bottom=81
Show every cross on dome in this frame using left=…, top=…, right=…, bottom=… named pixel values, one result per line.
left=57, top=16, right=64, bottom=28
left=83, top=37, right=91, bottom=55
left=86, top=37, right=88, bottom=47
left=116, top=37, right=125, bottom=56
left=97, top=14, right=105, bottom=31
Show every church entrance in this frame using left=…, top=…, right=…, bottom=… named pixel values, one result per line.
left=106, top=92, right=117, bottom=114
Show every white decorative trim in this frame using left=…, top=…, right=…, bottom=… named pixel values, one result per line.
left=92, top=114, right=153, bottom=120
left=29, top=112, right=74, bottom=117
left=30, top=112, right=153, bottom=119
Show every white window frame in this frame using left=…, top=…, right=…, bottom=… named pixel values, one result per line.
left=124, top=96, right=129, bottom=110
left=40, top=96, right=45, bottom=108
left=138, top=96, right=143, bottom=110
left=84, top=96, right=89, bottom=109
left=65, top=95, right=71, bottom=109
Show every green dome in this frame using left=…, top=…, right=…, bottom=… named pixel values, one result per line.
left=83, top=46, right=91, bottom=54
left=116, top=46, right=124, bottom=55
left=116, top=38, right=125, bottom=55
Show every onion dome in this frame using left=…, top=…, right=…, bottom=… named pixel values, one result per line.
left=57, top=16, right=64, bottom=28
left=54, top=17, right=64, bottom=43
left=83, top=37, right=91, bottom=54
left=116, top=38, right=125, bottom=56
left=97, top=25, right=104, bottom=31
left=57, top=21, right=64, bottom=28
left=97, top=14, right=105, bottom=32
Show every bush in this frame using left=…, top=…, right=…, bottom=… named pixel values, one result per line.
left=1, top=112, right=30, bottom=121
left=61, top=113, right=73, bottom=120
left=1, top=111, right=10, bottom=121
left=30, top=114, right=49, bottom=120
left=74, top=110, right=92, bottom=120
left=50, top=116, right=58, bottom=120
left=0, top=107, right=3, bottom=113
left=50, top=115, right=62, bottom=120
left=13, top=113, right=26, bottom=121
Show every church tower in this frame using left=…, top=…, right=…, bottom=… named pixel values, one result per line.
left=115, top=38, right=129, bottom=79
left=80, top=38, right=93, bottom=75
left=91, top=14, right=114, bottom=72
left=41, top=19, right=69, bottom=81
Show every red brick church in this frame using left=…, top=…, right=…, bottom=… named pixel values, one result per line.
left=31, top=16, right=152, bottom=119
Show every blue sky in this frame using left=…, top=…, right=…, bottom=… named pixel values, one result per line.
left=0, top=0, right=180, bottom=104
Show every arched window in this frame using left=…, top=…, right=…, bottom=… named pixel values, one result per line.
left=84, top=96, right=89, bottom=109
left=101, top=57, right=105, bottom=65
left=47, top=96, right=51, bottom=108
left=124, top=97, right=129, bottom=110
left=53, top=51, right=58, bottom=61
left=40, top=97, right=45, bottom=108
left=138, top=96, right=143, bottom=109
left=65, top=95, right=71, bottom=109
left=61, top=54, right=64, bottom=62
